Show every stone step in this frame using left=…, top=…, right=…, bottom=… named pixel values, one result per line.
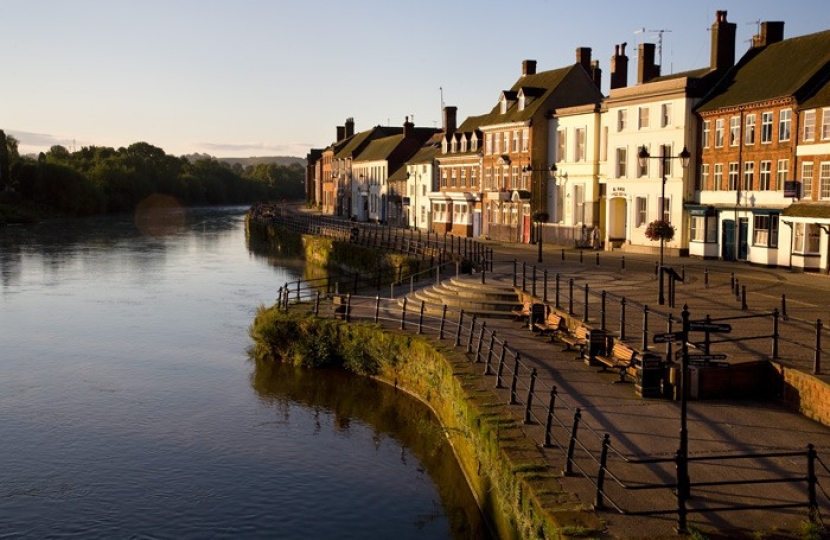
left=400, top=276, right=521, bottom=318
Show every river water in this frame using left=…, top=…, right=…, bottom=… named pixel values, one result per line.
left=0, top=206, right=488, bottom=539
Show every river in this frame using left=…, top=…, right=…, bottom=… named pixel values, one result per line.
left=0, top=206, right=488, bottom=539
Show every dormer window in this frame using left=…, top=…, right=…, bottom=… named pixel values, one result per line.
left=451, top=139, right=458, bottom=153
left=519, top=94, right=526, bottom=111
left=460, top=137, right=468, bottom=153
left=500, top=95, right=508, bottom=114
left=471, top=135, right=479, bottom=152
left=441, top=138, right=449, bottom=154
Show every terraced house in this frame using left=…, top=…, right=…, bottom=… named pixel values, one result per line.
left=695, top=23, right=830, bottom=266
left=480, top=54, right=603, bottom=243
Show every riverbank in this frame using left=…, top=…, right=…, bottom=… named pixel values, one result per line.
left=246, top=218, right=605, bottom=540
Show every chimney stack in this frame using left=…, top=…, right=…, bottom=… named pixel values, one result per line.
left=336, top=126, right=345, bottom=142
left=610, top=43, right=629, bottom=90
left=522, top=59, right=537, bottom=76
left=345, top=117, right=355, bottom=138
left=752, top=21, right=785, bottom=48
left=637, top=42, right=660, bottom=84
left=403, top=116, right=414, bottom=138
left=590, top=60, right=602, bottom=90
left=710, top=10, right=737, bottom=71
left=576, top=47, right=592, bottom=72
left=443, top=106, right=458, bottom=136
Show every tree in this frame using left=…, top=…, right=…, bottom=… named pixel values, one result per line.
left=0, top=130, right=9, bottom=190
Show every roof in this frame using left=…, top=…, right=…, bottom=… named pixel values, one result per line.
left=333, top=126, right=402, bottom=160
left=800, top=76, right=830, bottom=110
left=358, top=134, right=405, bottom=162
left=782, top=203, right=830, bottom=219
left=478, top=64, right=602, bottom=126
left=697, top=29, right=830, bottom=112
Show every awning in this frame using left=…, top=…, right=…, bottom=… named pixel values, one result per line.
left=781, top=203, right=830, bottom=219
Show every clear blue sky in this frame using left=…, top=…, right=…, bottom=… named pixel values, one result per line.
left=3, top=0, right=827, bottom=159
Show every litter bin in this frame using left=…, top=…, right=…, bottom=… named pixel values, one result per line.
left=528, top=303, right=546, bottom=331
left=584, top=329, right=610, bottom=366
left=636, top=353, right=664, bottom=398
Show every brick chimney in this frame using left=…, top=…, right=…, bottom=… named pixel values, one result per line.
left=345, top=117, right=355, bottom=138
left=403, top=116, right=414, bottom=138
left=637, top=42, right=660, bottom=84
left=336, top=126, right=345, bottom=142
left=752, top=21, right=785, bottom=48
left=522, top=59, right=537, bottom=76
left=710, top=10, right=737, bottom=71
left=610, top=43, right=629, bottom=90
left=576, top=47, right=592, bottom=72
left=443, top=106, right=457, bottom=136
left=590, top=60, right=602, bottom=90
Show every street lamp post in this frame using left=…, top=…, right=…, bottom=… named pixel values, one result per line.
left=637, top=145, right=691, bottom=305
left=522, top=163, right=558, bottom=263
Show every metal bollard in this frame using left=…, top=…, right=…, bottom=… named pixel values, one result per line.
left=815, top=319, right=822, bottom=375
left=455, top=310, right=465, bottom=347
left=495, top=343, right=508, bottom=388
left=595, top=433, right=611, bottom=509
left=418, top=301, right=425, bottom=334
left=524, top=368, right=538, bottom=424
left=439, top=305, right=448, bottom=340
left=544, top=387, right=557, bottom=447
left=467, top=315, right=477, bottom=354
left=475, top=322, right=487, bottom=362
left=509, top=354, right=521, bottom=405
left=583, top=283, right=590, bottom=323
left=565, top=408, right=582, bottom=476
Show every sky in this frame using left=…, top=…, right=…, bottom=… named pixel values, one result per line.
left=3, top=0, right=828, bottom=159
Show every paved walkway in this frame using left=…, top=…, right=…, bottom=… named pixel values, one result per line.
left=460, top=240, right=830, bottom=537
left=364, top=239, right=830, bottom=538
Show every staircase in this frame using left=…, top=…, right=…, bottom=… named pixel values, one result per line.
left=401, top=275, right=521, bottom=318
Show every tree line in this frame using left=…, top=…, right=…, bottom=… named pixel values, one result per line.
left=0, top=130, right=305, bottom=218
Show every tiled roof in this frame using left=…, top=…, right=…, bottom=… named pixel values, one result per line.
left=800, top=77, right=830, bottom=110
left=697, top=29, right=830, bottom=112
left=333, top=126, right=402, bottom=159
left=358, top=134, right=405, bottom=161
left=479, top=64, right=600, bottom=126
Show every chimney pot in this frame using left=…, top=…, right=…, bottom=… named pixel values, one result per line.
left=610, top=43, right=629, bottom=90
left=710, top=10, right=737, bottom=71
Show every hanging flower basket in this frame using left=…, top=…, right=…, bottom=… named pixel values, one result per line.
left=532, top=210, right=549, bottom=223
left=644, top=219, right=675, bottom=242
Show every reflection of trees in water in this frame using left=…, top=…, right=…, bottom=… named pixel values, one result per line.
left=249, top=359, right=492, bottom=540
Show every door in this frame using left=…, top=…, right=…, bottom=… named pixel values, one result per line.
left=738, top=217, right=749, bottom=260
left=722, top=219, right=735, bottom=261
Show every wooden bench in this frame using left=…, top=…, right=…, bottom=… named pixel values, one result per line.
left=595, top=342, right=637, bottom=383
left=511, top=299, right=532, bottom=322
left=560, top=325, right=590, bottom=356
left=533, top=310, right=565, bottom=341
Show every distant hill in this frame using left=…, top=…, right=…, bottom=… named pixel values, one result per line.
left=182, top=154, right=305, bottom=168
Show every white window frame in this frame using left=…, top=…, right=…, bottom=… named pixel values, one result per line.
left=745, top=114, right=756, bottom=145
left=779, top=109, right=792, bottom=142
left=715, top=119, right=725, bottom=147
left=728, top=162, right=739, bottom=191
left=804, top=110, right=816, bottom=141
left=820, top=162, right=830, bottom=199
left=702, top=120, right=711, bottom=148
left=713, top=163, right=723, bottom=191
left=661, top=103, right=672, bottom=127
left=743, top=161, right=754, bottom=191
left=777, top=159, right=789, bottom=191
left=761, top=111, right=773, bottom=144
left=822, top=109, right=830, bottom=140
left=760, top=160, right=772, bottom=190
left=635, top=197, right=647, bottom=227
left=729, top=116, right=740, bottom=146
left=638, top=106, right=649, bottom=129
left=575, top=128, right=586, bottom=162
left=617, top=109, right=627, bottom=132
left=616, top=147, right=627, bottom=178
left=802, top=162, right=814, bottom=200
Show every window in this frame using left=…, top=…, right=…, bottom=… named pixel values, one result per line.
left=743, top=162, right=754, bottom=191
left=802, top=162, right=814, bottom=200
left=760, top=161, right=772, bottom=190
left=745, top=114, right=756, bottom=145
left=522, top=129, right=529, bottom=152
left=441, top=169, right=448, bottom=188
left=761, top=112, right=773, bottom=143
left=450, top=139, right=457, bottom=153
left=660, top=196, right=670, bottom=222
left=804, top=111, right=816, bottom=141
left=690, top=215, right=717, bottom=243
left=575, top=128, right=586, bottom=162
left=484, top=167, right=492, bottom=190
left=821, top=162, right=830, bottom=199
left=715, top=119, right=725, bottom=147
left=702, top=121, right=711, bottom=148
left=638, top=107, right=649, bottom=129
left=779, top=109, right=792, bottom=142
left=729, top=116, right=740, bottom=146
left=728, top=162, right=739, bottom=190
left=485, top=133, right=492, bottom=155
left=713, top=163, right=723, bottom=191
left=700, top=163, right=709, bottom=191
left=512, top=131, right=520, bottom=152
left=638, top=151, right=649, bottom=178
left=753, top=214, right=779, bottom=247
left=616, top=147, right=627, bottom=178
left=823, top=109, right=830, bottom=140
left=661, top=103, right=672, bottom=127
left=794, top=223, right=821, bottom=254
left=776, top=159, right=789, bottom=191
left=511, top=166, right=519, bottom=189
left=471, top=137, right=478, bottom=152
left=470, top=168, right=477, bottom=189
left=557, top=129, right=567, bottom=162
left=617, top=109, right=627, bottom=131
left=450, top=168, right=457, bottom=187
left=662, top=145, right=673, bottom=176
left=493, top=132, right=501, bottom=155
left=460, top=168, right=467, bottom=187
left=635, top=197, right=647, bottom=227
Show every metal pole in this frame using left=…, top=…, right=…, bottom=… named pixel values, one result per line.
left=509, top=354, right=521, bottom=405
left=659, top=147, right=666, bottom=306
left=524, top=368, right=537, bottom=424
left=544, top=387, right=557, bottom=448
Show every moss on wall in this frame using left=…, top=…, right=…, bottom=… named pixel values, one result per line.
left=248, top=308, right=604, bottom=540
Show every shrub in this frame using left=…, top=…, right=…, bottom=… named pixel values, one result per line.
left=644, top=219, right=675, bottom=242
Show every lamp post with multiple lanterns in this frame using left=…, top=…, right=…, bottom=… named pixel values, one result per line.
left=522, top=163, right=558, bottom=263
left=637, top=145, right=691, bottom=306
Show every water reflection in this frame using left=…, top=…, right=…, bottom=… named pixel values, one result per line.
left=251, top=360, right=491, bottom=540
